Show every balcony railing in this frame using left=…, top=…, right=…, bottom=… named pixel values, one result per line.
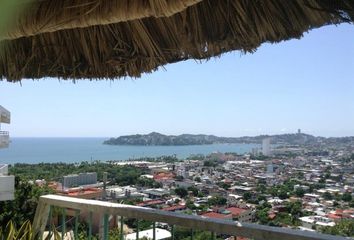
left=33, top=195, right=348, bottom=240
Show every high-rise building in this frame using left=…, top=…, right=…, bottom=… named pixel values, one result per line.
left=298, top=129, right=301, bottom=134
left=262, top=138, right=271, bottom=156
left=0, top=105, right=14, bottom=201
left=63, top=172, right=98, bottom=189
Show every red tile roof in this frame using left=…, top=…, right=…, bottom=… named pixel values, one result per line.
left=137, top=199, right=165, bottom=207
left=327, top=213, right=342, bottom=219
left=153, top=172, right=175, bottom=180
left=201, top=212, right=232, bottom=219
left=226, top=207, right=247, bottom=216
left=162, top=205, right=186, bottom=212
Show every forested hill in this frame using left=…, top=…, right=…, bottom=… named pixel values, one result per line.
left=102, top=132, right=339, bottom=146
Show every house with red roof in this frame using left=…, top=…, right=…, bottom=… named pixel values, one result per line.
left=162, top=205, right=187, bottom=212
left=226, top=207, right=254, bottom=222
left=327, top=209, right=354, bottom=223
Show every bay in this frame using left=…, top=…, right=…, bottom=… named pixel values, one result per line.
left=0, top=138, right=259, bottom=164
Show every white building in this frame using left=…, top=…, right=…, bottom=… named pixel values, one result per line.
left=63, top=172, right=97, bottom=189
left=106, top=185, right=146, bottom=199
left=0, top=105, right=14, bottom=201
left=299, top=216, right=335, bottom=230
left=125, top=228, right=171, bottom=240
left=0, top=105, right=10, bottom=149
left=262, top=138, right=271, bottom=156
left=266, top=164, right=274, bottom=174
left=0, top=164, right=15, bottom=201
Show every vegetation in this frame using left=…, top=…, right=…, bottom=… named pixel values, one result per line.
left=1, top=220, right=32, bottom=240
left=256, top=200, right=304, bottom=227
left=207, top=196, right=227, bottom=206
left=342, top=192, right=352, bottom=202
left=9, top=161, right=148, bottom=186
left=321, top=220, right=354, bottom=237
left=173, top=227, right=223, bottom=240
left=103, top=132, right=336, bottom=146
left=0, top=179, right=54, bottom=230
left=174, top=187, right=188, bottom=198
left=203, top=160, right=218, bottom=167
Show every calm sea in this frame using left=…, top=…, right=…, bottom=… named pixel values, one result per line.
left=0, top=138, right=258, bottom=164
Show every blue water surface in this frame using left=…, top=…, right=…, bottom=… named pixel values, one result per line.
left=0, top=138, right=258, bottom=164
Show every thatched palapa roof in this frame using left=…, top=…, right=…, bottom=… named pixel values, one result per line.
left=0, top=0, right=353, bottom=81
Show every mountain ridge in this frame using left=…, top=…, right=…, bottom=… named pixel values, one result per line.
left=103, top=132, right=352, bottom=146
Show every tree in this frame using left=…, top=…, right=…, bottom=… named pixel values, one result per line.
left=208, top=196, right=227, bottom=206
left=321, top=219, right=354, bottom=237
left=295, top=187, right=305, bottom=197
left=257, top=208, right=270, bottom=225
left=174, top=187, right=188, bottom=198
left=187, top=186, right=199, bottom=196
left=342, top=192, right=352, bottom=202
left=203, top=160, right=217, bottom=167
left=176, top=175, right=184, bottom=181
left=217, top=182, right=231, bottom=190
left=278, top=189, right=288, bottom=200
left=186, top=200, right=196, bottom=210
left=194, top=177, right=201, bottom=182
left=0, top=179, right=54, bottom=229
left=286, top=201, right=303, bottom=224
left=256, top=184, right=267, bottom=193
left=323, top=192, right=333, bottom=200
left=243, top=192, right=252, bottom=201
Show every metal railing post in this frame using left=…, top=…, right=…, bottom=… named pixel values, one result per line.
left=88, top=211, right=93, bottom=240
left=48, top=206, right=52, bottom=238
left=61, top=208, right=66, bottom=240
left=136, top=219, right=139, bottom=240
left=153, top=222, right=156, bottom=240
left=120, top=216, right=124, bottom=240
left=74, top=209, right=80, bottom=240
left=103, top=213, right=109, bottom=240
left=171, top=225, right=175, bottom=240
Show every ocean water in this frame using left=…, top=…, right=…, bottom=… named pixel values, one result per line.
left=0, top=138, right=259, bottom=164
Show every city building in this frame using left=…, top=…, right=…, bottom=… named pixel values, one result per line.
left=0, top=105, right=10, bottom=149
left=299, top=216, right=335, bottom=230
left=225, top=207, right=254, bottom=222
left=125, top=228, right=171, bottom=240
left=62, top=172, right=97, bottom=189
left=0, top=105, right=14, bottom=201
left=262, top=138, right=271, bottom=156
left=0, top=164, right=15, bottom=201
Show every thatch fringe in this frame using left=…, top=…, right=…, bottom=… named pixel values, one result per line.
left=1, top=0, right=201, bottom=40
left=0, top=0, right=353, bottom=81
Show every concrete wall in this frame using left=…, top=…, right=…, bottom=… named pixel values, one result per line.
left=0, top=175, right=15, bottom=201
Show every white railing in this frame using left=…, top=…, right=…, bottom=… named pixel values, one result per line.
left=33, top=195, right=350, bottom=240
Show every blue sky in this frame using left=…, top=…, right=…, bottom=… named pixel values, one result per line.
left=0, top=24, right=353, bottom=138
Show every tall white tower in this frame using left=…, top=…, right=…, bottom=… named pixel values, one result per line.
left=0, top=105, right=14, bottom=201
left=262, top=138, right=271, bottom=156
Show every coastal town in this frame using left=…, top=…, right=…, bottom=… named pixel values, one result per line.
left=3, top=131, right=353, bottom=239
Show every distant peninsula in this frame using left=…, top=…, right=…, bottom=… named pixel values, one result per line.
left=102, top=132, right=346, bottom=146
